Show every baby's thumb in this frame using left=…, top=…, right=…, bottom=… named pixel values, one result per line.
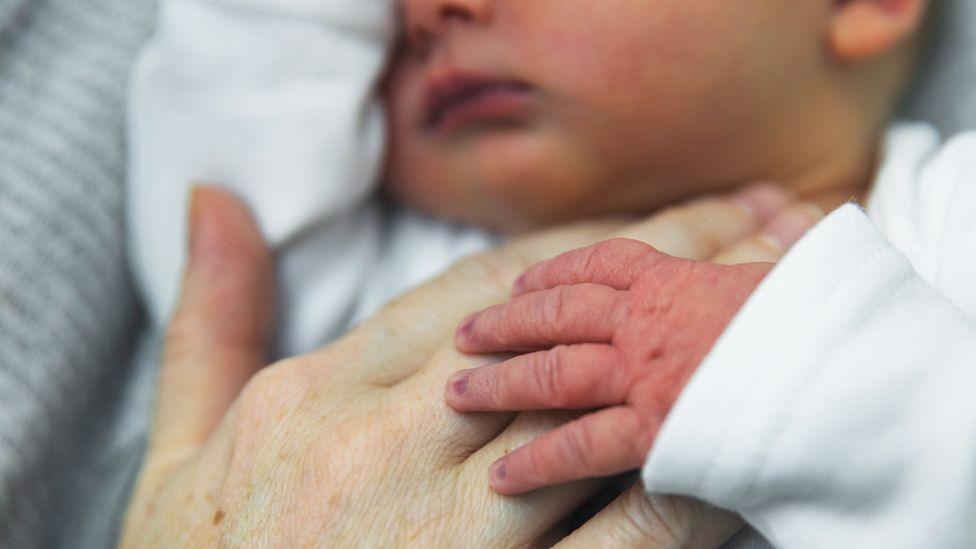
left=149, top=186, right=276, bottom=468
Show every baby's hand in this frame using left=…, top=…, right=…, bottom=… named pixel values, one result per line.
left=448, top=238, right=775, bottom=494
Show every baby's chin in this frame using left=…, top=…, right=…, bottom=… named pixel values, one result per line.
left=386, top=128, right=686, bottom=232
left=387, top=175, right=655, bottom=236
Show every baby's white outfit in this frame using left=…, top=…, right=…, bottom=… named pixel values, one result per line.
left=129, top=1, right=976, bottom=547
left=645, top=125, right=976, bottom=549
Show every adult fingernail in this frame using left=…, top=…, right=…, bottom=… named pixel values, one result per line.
left=764, top=204, right=825, bottom=250
left=449, top=371, right=469, bottom=396
left=491, top=460, right=507, bottom=482
left=733, top=183, right=793, bottom=223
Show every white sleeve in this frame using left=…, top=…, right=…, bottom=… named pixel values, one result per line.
left=868, top=126, right=976, bottom=320
left=127, top=0, right=393, bottom=353
left=642, top=205, right=976, bottom=549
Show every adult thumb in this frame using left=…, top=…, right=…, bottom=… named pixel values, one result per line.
left=149, top=186, right=276, bottom=467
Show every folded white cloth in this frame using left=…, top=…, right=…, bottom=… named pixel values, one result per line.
left=128, top=0, right=493, bottom=356
left=646, top=124, right=976, bottom=549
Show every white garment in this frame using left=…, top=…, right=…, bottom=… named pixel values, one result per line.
left=644, top=124, right=976, bottom=549
left=127, top=0, right=492, bottom=356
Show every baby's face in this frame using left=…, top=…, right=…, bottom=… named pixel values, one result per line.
left=386, top=0, right=829, bottom=232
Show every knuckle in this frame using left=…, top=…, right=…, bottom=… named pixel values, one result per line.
left=621, top=490, right=682, bottom=543
left=581, top=239, right=651, bottom=278
left=451, top=251, right=521, bottom=293
left=236, top=358, right=314, bottom=427
left=542, top=285, right=569, bottom=332
left=572, top=243, right=600, bottom=280
left=560, top=424, right=594, bottom=471
left=534, top=348, right=565, bottom=405
left=483, top=365, right=506, bottom=409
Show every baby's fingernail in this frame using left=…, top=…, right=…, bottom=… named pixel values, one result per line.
left=763, top=204, right=825, bottom=250
left=456, top=313, right=478, bottom=340
left=449, top=372, right=469, bottom=396
left=734, top=183, right=793, bottom=223
left=491, top=460, right=507, bottom=482
left=512, top=274, right=527, bottom=295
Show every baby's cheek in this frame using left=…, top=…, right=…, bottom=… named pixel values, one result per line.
left=386, top=136, right=459, bottom=212
left=471, top=130, right=612, bottom=221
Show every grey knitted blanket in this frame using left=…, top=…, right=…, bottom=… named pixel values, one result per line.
left=0, top=0, right=972, bottom=548
left=0, top=0, right=154, bottom=546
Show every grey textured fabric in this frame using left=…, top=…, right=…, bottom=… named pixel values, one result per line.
left=0, top=0, right=155, bottom=547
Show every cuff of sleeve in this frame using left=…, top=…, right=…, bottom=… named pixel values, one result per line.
left=640, top=204, right=892, bottom=507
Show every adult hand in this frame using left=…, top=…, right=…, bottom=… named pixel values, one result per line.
left=122, top=185, right=800, bottom=547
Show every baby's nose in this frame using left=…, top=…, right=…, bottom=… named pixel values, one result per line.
left=400, top=0, right=492, bottom=50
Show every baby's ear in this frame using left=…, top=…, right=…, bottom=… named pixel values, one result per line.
left=828, top=0, right=929, bottom=61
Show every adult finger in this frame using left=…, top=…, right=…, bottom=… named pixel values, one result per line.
left=612, top=184, right=792, bottom=260
left=149, top=186, right=276, bottom=469
left=490, top=406, right=651, bottom=495
left=446, top=344, right=627, bottom=412
left=339, top=219, right=626, bottom=387
left=455, top=284, right=626, bottom=354
left=711, top=203, right=824, bottom=265
left=554, top=486, right=743, bottom=549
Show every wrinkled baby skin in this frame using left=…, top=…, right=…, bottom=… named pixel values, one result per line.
left=449, top=238, right=773, bottom=494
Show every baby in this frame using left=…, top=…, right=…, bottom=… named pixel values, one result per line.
left=130, top=0, right=976, bottom=547
left=129, top=0, right=820, bottom=356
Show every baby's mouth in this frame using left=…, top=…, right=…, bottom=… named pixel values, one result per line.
left=423, top=73, right=534, bottom=136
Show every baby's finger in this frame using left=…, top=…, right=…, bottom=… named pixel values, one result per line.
left=512, top=238, right=655, bottom=296
left=456, top=284, right=625, bottom=354
left=447, top=344, right=627, bottom=412
left=712, top=203, right=825, bottom=265
left=490, top=406, right=651, bottom=495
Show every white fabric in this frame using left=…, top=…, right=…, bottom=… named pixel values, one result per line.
left=644, top=123, right=976, bottom=549
left=128, top=0, right=493, bottom=356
